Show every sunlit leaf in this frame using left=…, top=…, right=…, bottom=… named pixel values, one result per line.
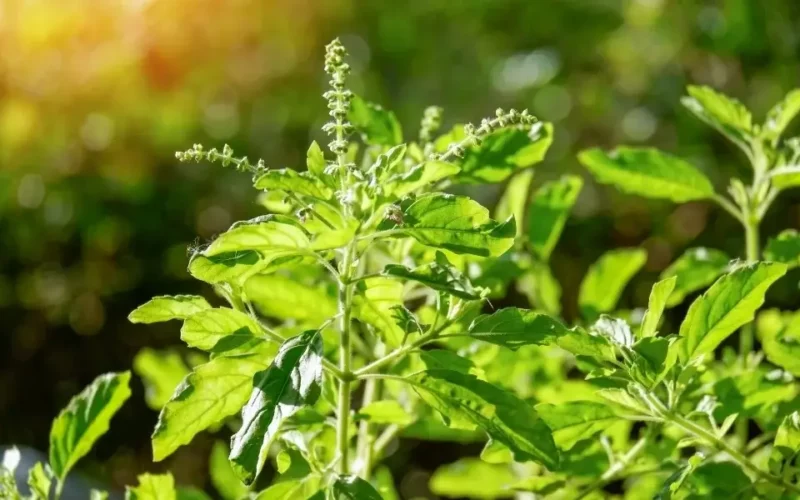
left=758, top=310, right=800, bottom=376
left=128, top=295, right=211, bottom=324
left=245, top=274, right=337, bottom=323
left=181, top=308, right=264, bottom=355
left=356, top=401, right=413, bottom=426
left=230, top=330, right=323, bottom=485
left=49, top=371, right=131, bottom=480
left=133, top=348, right=190, bottom=410
left=353, top=277, right=405, bottom=347
left=27, top=462, right=52, bottom=500
left=528, top=175, right=583, bottom=260
left=680, top=262, right=787, bottom=363
left=578, top=248, right=647, bottom=320
left=254, top=169, right=332, bottom=200
left=125, top=473, right=176, bottom=500
left=385, top=160, right=461, bottom=198
left=579, top=147, right=715, bottom=202
left=681, top=85, right=753, bottom=150
left=536, top=401, right=619, bottom=450
left=348, top=95, right=402, bottom=146
left=152, top=343, right=276, bottom=461
left=209, top=441, right=249, bottom=500
left=468, top=307, right=570, bottom=350
left=495, top=170, right=534, bottom=238
left=765, top=230, right=800, bottom=267
left=331, top=475, right=383, bottom=500
left=429, top=458, right=516, bottom=499
left=380, top=193, right=516, bottom=257
left=764, top=89, right=800, bottom=141
left=383, top=251, right=483, bottom=300
left=639, top=277, right=677, bottom=338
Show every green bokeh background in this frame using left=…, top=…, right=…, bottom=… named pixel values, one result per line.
left=1, top=0, right=799, bottom=495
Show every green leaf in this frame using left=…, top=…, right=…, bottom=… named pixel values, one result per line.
left=181, top=308, right=263, bottom=354
left=430, top=458, right=516, bottom=499
left=528, top=175, right=583, bottom=260
left=771, top=412, right=800, bottom=470
left=516, top=261, right=562, bottom=316
left=125, top=473, right=177, bottom=500
left=245, top=274, right=337, bottom=323
left=189, top=217, right=311, bottom=284
left=468, top=307, right=570, bottom=350
left=511, top=476, right=566, bottom=495
left=495, top=170, right=534, bottom=238
left=480, top=439, right=513, bottom=464
left=591, top=315, right=633, bottom=347
left=688, top=462, right=751, bottom=498
left=639, top=277, right=677, bottom=338
left=368, top=144, right=406, bottom=182
left=385, top=160, right=461, bottom=198
left=759, top=311, right=800, bottom=376
left=90, top=490, right=109, bottom=500
left=420, top=349, right=480, bottom=377
left=681, top=85, right=754, bottom=150
left=381, top=193, right=516, bottom=257
left=254, top=169, right=333, bottom=200
left=555, top=328, right=616, bottom=362
left=254, top=479, right=322, bottom=500
left=655, top=453, right=703, bottom=500
left=404, top=369, right=559, bottom=468
left=578, top=147, right=715, bottom=202
left=356, top=400, right=413, bottom=426
left=383, top=251, right=483, bottom=300
left=536, top=401, right=619, bottom=450
left=49, top=371, right=131, bottom=480
left=596, top=388, right=652, bottom=418
left=128, top=295, right=211, bottom=324
left=348, top=95, right=402, bottom=146
left=660, top=247, right=731, bottom=307
left=210, top=441, right=249, bottom=500
left=770, top=165, right=800, bottom=190
left=27, top=462, right=52, bottom=500
left=765, top=230, right=800, bottom=267
left=632, top=336, right=678, bottom=386
left=764, top=89, right=800, bottom=141
left=373, top=467, right=400, bottom=500
left=680, top=262, right=787, bottom=363
left=306, top=141, right=328, bottom=181
left=578, top=248, right=647, bottom=320
left=230, top=330, right=323, bottom=485
left=133, top=348, right=190, bottom=410
left=451, top=122, right=553, bottom=184
left=152, top=343, right=276, bottom=461
left=353, top=277, right=406, bottom=347
left=330, top=475, right=383, bottom=500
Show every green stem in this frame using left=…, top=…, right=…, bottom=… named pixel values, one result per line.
left=356, top=378, right=379, bottom=479
left=575, top=433, right=650, bottom=500
left=55, top=480, right=64, bottom=500
left=669, top=413, right=800, bottom=494
left=336, top=242, right=355, bottom=474
left=737, top=211, right=760, bottom=445
left=373, top=424, right=402, bottom=457
left=354, top=319, right=454, bottom=377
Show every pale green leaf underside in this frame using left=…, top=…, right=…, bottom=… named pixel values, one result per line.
left=353, top=277, right=406, bottom=348
left=639, top=276, right=677, bottom=339
left=579, top=147, right=715, bottom=202
left=49, top=371, right=132, bottom=480
left=181, top=308, right=263, bottom=354
left=244, top=274, right=337, bottom=323
left=679, top=262, right=787, bottom=363
left=579, top=248, right=647, bottom=320
left=681, top=85, right=753, bottom=149
left=128, top=295, right=211, bottom=324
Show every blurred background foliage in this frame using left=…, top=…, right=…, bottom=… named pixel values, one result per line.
left=1, top=0, right=800, bottom=496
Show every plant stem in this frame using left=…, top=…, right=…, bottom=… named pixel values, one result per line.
left=354, top=319, right=454, bottom=377
left=575, top=433, right=650, bottom=500
left=737, top=210, right=760, bottom=445
left=356, top=378, right=379, bottom=479
left=669, top=413, right=800, bottom=494
left=336, top=242, right=355, bottom=474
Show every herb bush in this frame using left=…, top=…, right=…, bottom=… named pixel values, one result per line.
left=3, top=39, right=800, bottom=500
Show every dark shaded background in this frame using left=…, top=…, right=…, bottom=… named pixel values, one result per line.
left=2, top=0, right=800, bottom=496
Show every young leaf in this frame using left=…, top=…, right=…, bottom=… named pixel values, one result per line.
left=383, top=251, right=483, bottom=300
left=125, top=473, right=177, bottom=500
left=770, top=165, right=800, bottom=190
left=254, top=478, right=323, bottom=500
left=368, top=144, right=406, bottom=182
left=681, top=85, right=754, bottom=150
left=49, top=371, right=132, bottom=481
left=429, top=458, right=516, bottom=499
left=495, top=170, right=534, bottom=238
left=591, top=316, right=633, bottom=348
left=765, top=230, right=800, bottom=267
left=771, top=412, right=800, bottom=472
left=680, top=262, right=788, bottom=363
left=245, top=274, right=337, bottom=323
left=352, top=277, right=405, bottom=347
left=660, top=247, right=730, bottom=307
left=152, top=343, right=276, bottom=461
left=209, top=441, right=249, bottom=500
left=384, top=160, right=461, bottom=198
left=133, top=348, right=190, bottom=410
left=356, top=401, right=413, bottom=426
left=229, top=330, right=323, bottom=485
left=764, top=89, right=800, bottom=141
left=330, top=475, right=383, bottom=500
left=528, top=175, right=583, bottom=261
left=536, top=401, right=619, bottom=450
left=467, top=307, right=570, bottom=350
left=655, top=453, right=704, bottom=500
left=639, top=276, right=677, bottom=338
left=759, top=311, right=800, bottom=376
left=381, top=193, right=516, bottom=257
left=254, top=169, right=333, bottom=200
left=189, top=217, right=311, bottom=284
left=128, top=295, right=211, bottom=324
left=453, top=122, right=553, bottom=184
left=578, top=147, right=715, bottom=202
left=181, top=308, right=263, bottom=354
left=596, top=388, right=652, bottom=419
left=27, top=462, right=52, bottom=500
left=578, top=248, right=647, bottom=320
left=306, top=141, right=328, bottom=181
left=348, top=95, right=402, bottom=146
left=404, top=369, right=559, bottom=469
